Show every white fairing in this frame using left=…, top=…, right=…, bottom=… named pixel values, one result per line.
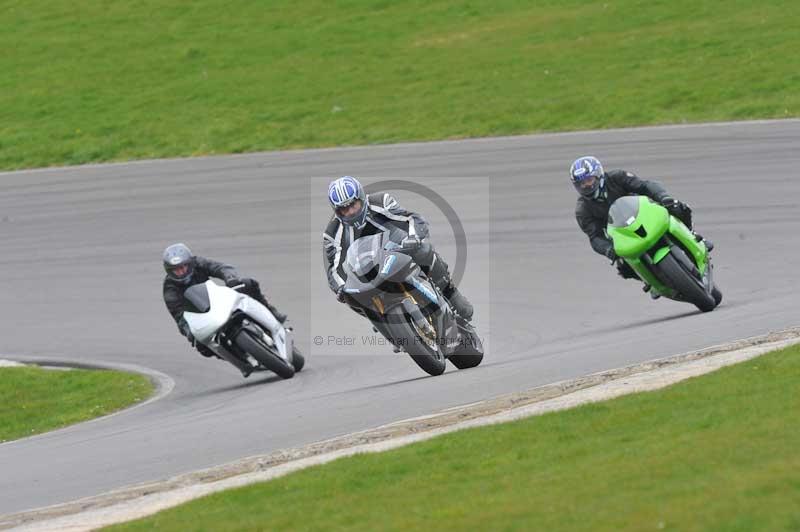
left=183, top=281, right=292, bottom=361
left=184, top=282, right=239, bottom=342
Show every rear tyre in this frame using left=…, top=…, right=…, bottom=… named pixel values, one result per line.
left=712, top=286, right=723, bottom=306
left=292, top=346, right=305, bottom=372
left=449, top=326, right=484, bottom=370
left=235, top=330, right=295, bottom=379
left=655, top=251, right=716, bottom=312
left=449, top=352, right=483, bottom=369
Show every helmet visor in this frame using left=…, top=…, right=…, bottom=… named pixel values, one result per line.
left=166, top=261, right=193, bottom=282
left=170, top=264, right=191, bottom=279
left=335, top=199, right=365, bottom=224
left=573, top=175, right=599, bottom=196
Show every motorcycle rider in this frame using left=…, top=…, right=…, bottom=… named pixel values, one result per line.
left=322, top=176, right=473, bottom=321
left=571, top=156, right=713, bottom=296
left=162, top=243, right=287, bottom=369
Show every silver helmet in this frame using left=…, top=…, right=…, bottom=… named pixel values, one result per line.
left=163, top=243, right=195, bottom=284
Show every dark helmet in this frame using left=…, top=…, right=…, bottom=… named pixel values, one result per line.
left=570, top=156, right=605, bottom=199
left=163, top=243, right=195, bottom=284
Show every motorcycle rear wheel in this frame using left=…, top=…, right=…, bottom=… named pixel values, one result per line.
left=449, top=325, right=484, bottom=370
left=292, top=346, right=305, bottom=372
left=712, top=285, right=723, bottom=306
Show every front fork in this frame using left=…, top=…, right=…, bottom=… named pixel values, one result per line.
left=625, top=216, right=710, bottom=297
left=207, top=333, right=259, bottom=374
left=370, top=279, right=458, bottom=354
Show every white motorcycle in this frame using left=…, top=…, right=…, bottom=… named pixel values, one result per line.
left=182, top=280, right=304, bottom=379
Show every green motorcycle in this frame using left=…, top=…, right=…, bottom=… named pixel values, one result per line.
left=607, top=196, right=722, bottom=312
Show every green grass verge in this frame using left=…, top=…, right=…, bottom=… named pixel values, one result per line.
left=2, top=1, right=799, bottom=170
left=0, top=366, right=153, bottom=443
left=108, top=344, right=800, bottom=531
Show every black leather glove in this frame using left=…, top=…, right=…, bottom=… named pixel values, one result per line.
left=660, top=196, right=689, bottom=214
left=179, top=321, right=196, bottom=347
left=400, top=235, right=421, bottom=250
left=335, top=286, right=347, bottom=303
left=226, top=277, right=244, bottom=289
left=242, top=278, right=259, bottom=291
left=660, top=196, right=678, bottom=209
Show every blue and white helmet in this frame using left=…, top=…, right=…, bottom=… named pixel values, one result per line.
left=328, top=176, right=368, bottom=228
left=570, top=156, right=605, bottom=199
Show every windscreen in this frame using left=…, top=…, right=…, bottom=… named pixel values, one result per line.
left=345, top=234, right=383, bottom=277
left=608, top=196, right=641, bottom=227
left=183, top=284, right=211, bottom=313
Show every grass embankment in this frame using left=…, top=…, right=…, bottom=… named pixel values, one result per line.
left=2, top=1, right=798, bottom=169
left=108, top=344, right=800, bottom=531
left=0, top=366, right=153, bottom=443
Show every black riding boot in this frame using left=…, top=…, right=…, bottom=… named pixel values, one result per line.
left=694, top=232, right=714, bottom=252
left=264, top=299, right=287, bottom=324
left=615, top=260, right=638, bottom=280
left=674, top=207, right=714, bottom=251
left=428, top=254, right=473, bottom=321
left=253, top=293, right=287, bottom=324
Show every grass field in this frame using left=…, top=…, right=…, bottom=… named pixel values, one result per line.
left=0, top=366, right=153, bottom=443
left=2, top=0, right=798, bottom=169
left=108, top=344, right=800, bottom=531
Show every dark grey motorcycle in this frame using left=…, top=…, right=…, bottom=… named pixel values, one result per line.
left=342, top=230, right=484, bottom=376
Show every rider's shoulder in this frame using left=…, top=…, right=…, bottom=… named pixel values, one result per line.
left=323, top=216, right=341, bottom=237
left=367, top=192, right=390, bottom=207
left=606, top=169, right=636, bottom=180
left=367, top=192, right=402, bottom=212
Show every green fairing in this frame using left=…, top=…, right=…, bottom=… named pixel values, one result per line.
left=652, top=246, right=671, bottom=264
left=607, top=196, right=669, bottom=258
left=606, top=196, right=709, bottom=298
left=627, top=257, right=669, bottom=293
left=668, top=216, right=708, bottom=274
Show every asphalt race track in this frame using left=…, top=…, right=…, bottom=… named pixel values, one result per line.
left=1, top=120, right=799, bottom=515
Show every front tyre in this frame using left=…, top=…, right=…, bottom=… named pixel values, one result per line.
left=386, top=309, right=446, bottom=376
left=235, top=330, right=295, bottom=379
left=655, top=250, right=716, bottom=312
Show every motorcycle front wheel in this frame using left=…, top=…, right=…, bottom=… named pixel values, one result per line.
left=235, top=330, right=295, bottom=379
left=385, top=308, right=446, bottom=376
left=654, top=249, right=716, bottom=312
